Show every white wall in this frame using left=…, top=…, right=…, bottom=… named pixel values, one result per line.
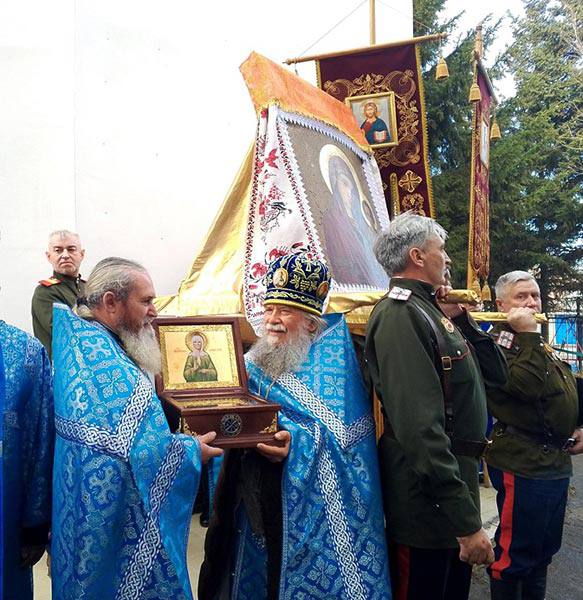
left=0, top=0, right=412, bottom=332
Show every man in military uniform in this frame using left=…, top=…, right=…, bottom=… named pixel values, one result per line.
left=365, top=213, right=507, bottom=600
left=31, top=230, right=85, bottom=358
left=486, top=270, right=583, bottom=600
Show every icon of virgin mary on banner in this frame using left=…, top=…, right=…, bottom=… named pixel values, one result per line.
left=318, top=145, right=387, bottom=286
left=240, top=54, right=390, bottom=332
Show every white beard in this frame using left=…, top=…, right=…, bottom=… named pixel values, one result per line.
left=248, top=327, right=312, bottom=381
left=118, top=324, right=162, bottom=375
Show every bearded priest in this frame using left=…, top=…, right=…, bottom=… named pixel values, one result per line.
left=50, top=257, right=222, bottom=600
left=199, top=253, right=392, bottom=600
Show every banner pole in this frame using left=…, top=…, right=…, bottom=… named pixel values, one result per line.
left=370, top=0, right=376, bottom=46
left=284, top=32, right=447, bottom=65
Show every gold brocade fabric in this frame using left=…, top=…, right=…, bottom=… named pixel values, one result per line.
left=154, top=144, right=387, bottom=326
left=155, top=145, right=253, bottom=317
left=240, top=52, right=371, bottom=154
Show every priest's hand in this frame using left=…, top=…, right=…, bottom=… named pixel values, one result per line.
left=256, top=430, right=291, bottom=463
left=20, top=544, right=46, bottom=568
left=197, top=431, right=224, bottom=464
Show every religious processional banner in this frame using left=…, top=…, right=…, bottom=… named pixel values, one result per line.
left=241, top=53, right=390, bottom=333
left=467, top=59, right=492, bottom=297
left=316, top=41, right=434, bottom=218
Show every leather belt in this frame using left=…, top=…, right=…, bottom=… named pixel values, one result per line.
left=496, top=422, right=573, bottom=451
left=384, top=420, right=489, bottom=459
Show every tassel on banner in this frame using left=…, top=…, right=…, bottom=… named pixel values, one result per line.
left=471, top=276, right=482, bottom=297
left=481, top=281, right=492, bottom=302
left=435, top=56, right=449, bottom=81
left=490, top=118, right=501, bottom=140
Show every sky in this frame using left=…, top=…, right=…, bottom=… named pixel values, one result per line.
left=439, top=0, right=526, bottom=98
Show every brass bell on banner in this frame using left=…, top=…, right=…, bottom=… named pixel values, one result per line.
left=435, top=56, right=449, bottom=81
left=469, top=81, right=482, bottom=102
left=490, top=118, right=501, bottom=140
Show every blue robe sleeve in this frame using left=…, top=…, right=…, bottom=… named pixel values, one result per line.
left=20, top=337, right=54, bottom=545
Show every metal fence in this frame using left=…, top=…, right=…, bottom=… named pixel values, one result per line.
left=547, top=312, right=583, bottom=372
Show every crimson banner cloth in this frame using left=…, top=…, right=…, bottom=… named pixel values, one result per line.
left=467, top=62, right=492, bottom=295
left=317, top=43, right=435, bottom=217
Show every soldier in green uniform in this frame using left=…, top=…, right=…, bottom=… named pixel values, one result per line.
left=486, top=271, right=583, bottom=600
left=31, top=230, right=85, bottom=358
left=365, top=213, right=507, bottom=600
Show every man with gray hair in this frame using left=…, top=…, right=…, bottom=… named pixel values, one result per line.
left=31, top=230, right=86, bottom=358
left=50, top=257, right=222, bottom=599
left=486, top=270, right=583, bottom=599
left=365, top=212, right=507, bottom=600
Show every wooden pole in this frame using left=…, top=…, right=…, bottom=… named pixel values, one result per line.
left=370, top=0, right=376, bottom=46
left=284, top=32, right=447, bottom=65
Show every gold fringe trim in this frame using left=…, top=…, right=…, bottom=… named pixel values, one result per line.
left=415, top=44, right=435, bottom=218
left=390, top=173, right=400, bottom=215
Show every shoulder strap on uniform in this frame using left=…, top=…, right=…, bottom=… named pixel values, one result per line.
left=410, top=303, right=454, bottom=437
left=39, top=277, right=61, bottom=287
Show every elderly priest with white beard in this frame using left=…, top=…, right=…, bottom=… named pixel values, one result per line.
left=199, top=253, right=392, bottom=600
left=50, top=257, right=223, bottom=600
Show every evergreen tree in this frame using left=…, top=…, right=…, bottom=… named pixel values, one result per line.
left=490, top=0, right=583, bottom=311
left=413, top=0, right=582, bottom=309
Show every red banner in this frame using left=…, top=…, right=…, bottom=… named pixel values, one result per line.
left=467, top=60, right=492, bottom=295
left=317, top=42, right=434, bottom=217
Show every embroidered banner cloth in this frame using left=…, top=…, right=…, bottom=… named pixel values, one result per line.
left=467, top=60, right=492, bottom=295
left=243, top=103, right=390, bottom=332
left=317, top=42, right=434, bottom=217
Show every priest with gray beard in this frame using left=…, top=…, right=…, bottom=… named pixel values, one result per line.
left=50, top=257, right=222, bottom=599
left=199, top=253, right=392, bottom=600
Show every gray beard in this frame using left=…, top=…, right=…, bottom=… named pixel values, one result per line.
left=118, top=325, right=162, bottom=375
left=248, top=328, right=312, bottom=381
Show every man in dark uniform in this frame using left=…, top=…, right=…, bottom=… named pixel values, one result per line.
left=31, top=230, right=85, bottom=358
left=365, top=212, right=507, bottom=600
left=486, top=270, right=583, bottom=600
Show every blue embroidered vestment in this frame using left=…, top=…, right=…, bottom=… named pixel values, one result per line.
left=234, top=314, right=392, bottom=599
left=0, top=321, right=54, bottom=600
left=51, top=305, right=202, bottom=599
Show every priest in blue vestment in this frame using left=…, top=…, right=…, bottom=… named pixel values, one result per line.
left=1, top=320, right=54, bottom=600
left=199, top=253, right=392, bottom=600
left=51, top=257, right=222, bottom=600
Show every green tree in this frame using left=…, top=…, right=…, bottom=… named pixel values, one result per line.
left=490, top=0, right=583, bottom=311
left=413, top=0, right=583, bottom=309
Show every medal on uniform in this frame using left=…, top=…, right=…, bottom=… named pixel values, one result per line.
left=441, top=316, right=455, bottom=333
left=496, top=330, right=515, bottom=349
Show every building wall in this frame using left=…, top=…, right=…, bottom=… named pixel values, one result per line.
left=0, top=0, right=412, bottom=332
